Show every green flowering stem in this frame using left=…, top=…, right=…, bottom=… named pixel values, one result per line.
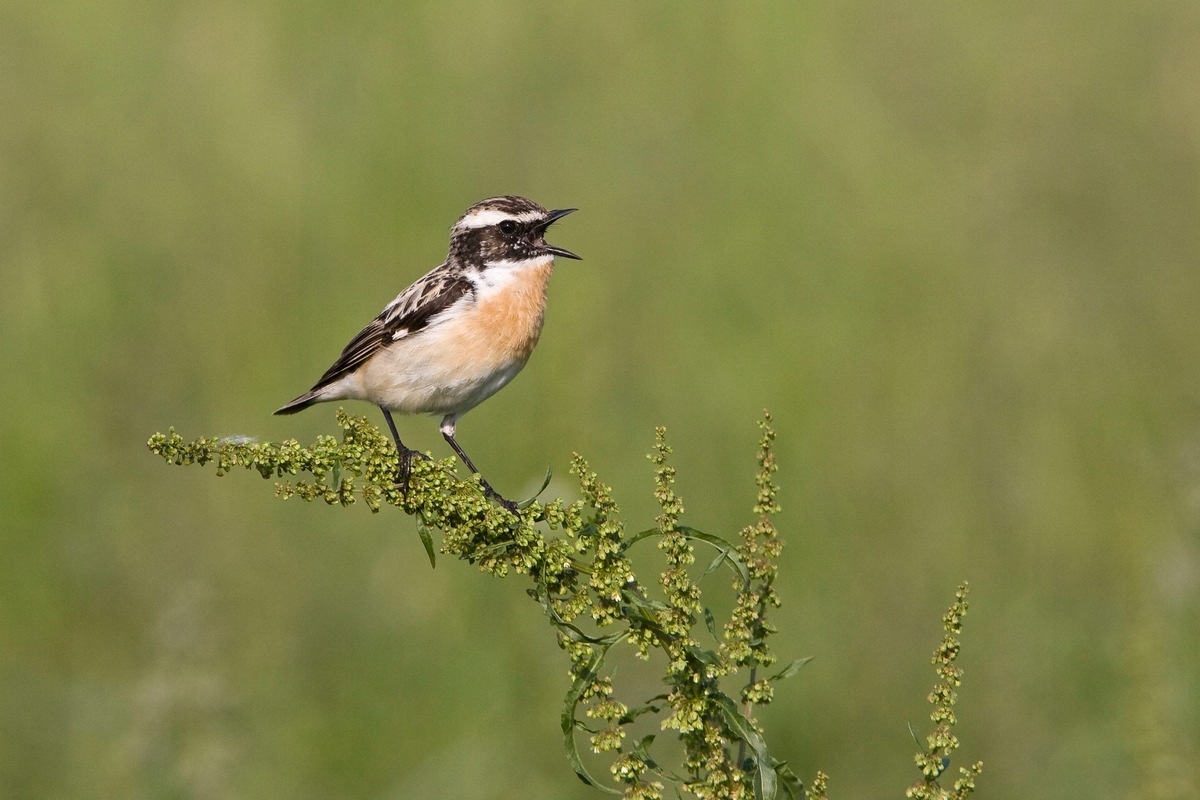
left=147, top=410, right=800, bottom=799
left=148, top=409, right=982, bottom=800
left=803, top=771, right=828, bottom=800
left=906, top=583, right=983, bottom=800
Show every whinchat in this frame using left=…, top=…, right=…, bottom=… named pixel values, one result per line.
left=275, top=195, right=580, bottom=510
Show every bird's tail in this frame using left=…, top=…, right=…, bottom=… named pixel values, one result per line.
left=274, top=391, right=320, bottom=415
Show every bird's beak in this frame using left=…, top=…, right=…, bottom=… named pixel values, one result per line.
left=536, top=207, right=581, bottom=260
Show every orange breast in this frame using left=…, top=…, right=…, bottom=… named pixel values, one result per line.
left=451, top=261, right=554, bottom=369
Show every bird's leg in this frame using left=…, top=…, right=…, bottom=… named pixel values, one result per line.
left=439, top=416, right=517, bottom=513
left=380, top=408, right=426, bottom=494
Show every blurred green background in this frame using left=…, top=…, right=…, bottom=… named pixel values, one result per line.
left=3, top=1, right=1198, bottom=797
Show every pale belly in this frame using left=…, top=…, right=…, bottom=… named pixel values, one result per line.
left=326, top=262, right=552, bottom=417
left=354, top=331, right=534, bottom=416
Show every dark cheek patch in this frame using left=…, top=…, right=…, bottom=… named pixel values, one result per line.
left=480, top=235, right=533, bottom=264
left=453, top=219, right=542, bottom=268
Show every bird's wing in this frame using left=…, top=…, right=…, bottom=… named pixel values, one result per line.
left=307, top=265, right=474, bottom=391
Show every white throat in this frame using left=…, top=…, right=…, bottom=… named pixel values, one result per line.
left=473, top=255, right=554, bottom=292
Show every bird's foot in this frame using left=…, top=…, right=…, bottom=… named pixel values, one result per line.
left=490, top=491, right=518, bottom=515
left=476, top=476, right=517, bottom=514
left=393, top=448, right=431, bottom=495
left=490, top=494, right=519, bottom=514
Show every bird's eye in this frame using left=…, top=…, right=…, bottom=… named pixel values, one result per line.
left=499, top=220, right=518, bottom=235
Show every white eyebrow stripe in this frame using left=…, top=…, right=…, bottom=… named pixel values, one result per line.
left=455, top=209, right=544, bottom=229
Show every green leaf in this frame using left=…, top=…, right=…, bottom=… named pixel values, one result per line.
left=540, top=591, right=625, bottom=646
left=618, top=701, right=664, bottom=725
left=415, top=520, right=437, bottom=568
left=703, top=607, right=719, bottom=641
left=475, top=540, right=513, bottom=558
left=769, top=656, right=814, bottom=683
left=619, top=581, right=669, bottom=611
left=689, top=646, right=724, bottom=670
left=628, top=732, right=689, bottom=784
left=628, top=526, right=750, bottom=587
left=631, top=734, right=656, bottom=759
left=715, top=693, right=777, bottom=799
left=624, top=527, right=662, bottom=548
left=518, top=464, right=555, bottom=509
left=561, top=645, right=621, bottom=795
left=907, top=721, right=923, bottom=749
left=770, top=759, right=804, bottom=800
left=681, top=527, right=751, bottom=588
left=702, top=549, right=731, bottom=579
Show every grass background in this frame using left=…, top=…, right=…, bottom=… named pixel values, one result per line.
left=3, top=1, right=1198, bottom=797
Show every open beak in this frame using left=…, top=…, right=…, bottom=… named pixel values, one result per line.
left=536, top=207, right=581, bottom=260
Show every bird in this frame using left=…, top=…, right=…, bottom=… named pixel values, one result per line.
left=275, top=195, right=580, bottom=511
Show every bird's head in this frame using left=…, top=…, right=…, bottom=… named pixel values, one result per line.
left=450, top=196, right=580, bottom=268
